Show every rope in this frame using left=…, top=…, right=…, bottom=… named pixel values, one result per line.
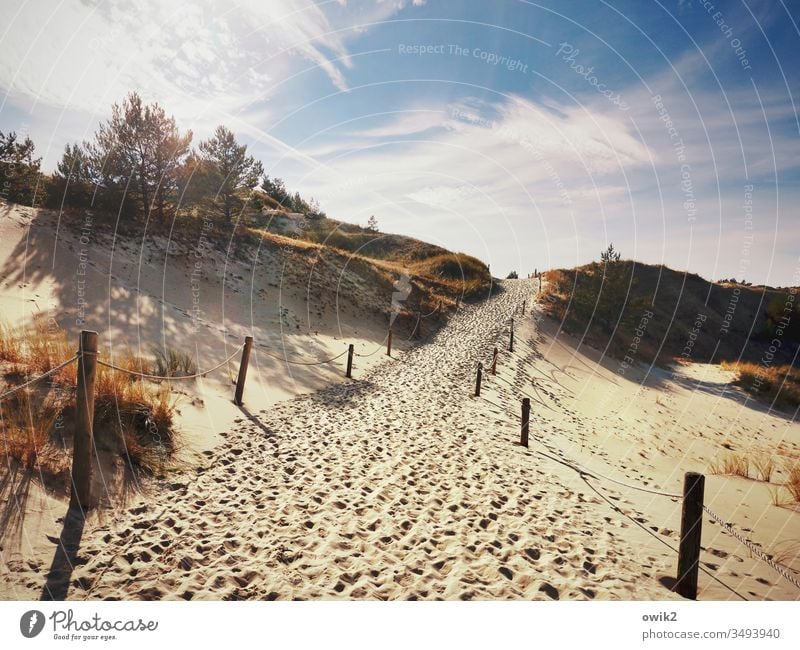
left=97, top=344, right=244, bottom=380
left=702, top=504, right=800, bottom=593
left=484, top=393, right=682, bottom=498
left=579, top=466, right=748, bottom=601
left=0, top=354, right=80, bottom=401
left=354, top=345, right=385, bottom=358
left=562, top=453, right=683, bottom=498
left=258, top=345, right=349, bottom=366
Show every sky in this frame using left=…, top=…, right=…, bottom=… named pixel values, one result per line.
left=1, top=0, right=799, bottom=285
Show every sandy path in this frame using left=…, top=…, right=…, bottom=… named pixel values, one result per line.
left=6, top=279, right=683, bottom=600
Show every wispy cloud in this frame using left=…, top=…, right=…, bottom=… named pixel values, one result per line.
left=0, top=0, right=408, bottom=127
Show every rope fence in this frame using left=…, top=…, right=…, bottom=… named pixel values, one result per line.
left=258, top=344, right=350, bottom=366
left=97, top=344, right=245, bottom=380
left=4, top=285, right=797, bottom=598
left=473, top=295, right=800, bottom=600
left=702, top=504, right=800, bottom=592
left=1, top=322, right=407, bottom=509
left=0, top=353, right=80, bottom=401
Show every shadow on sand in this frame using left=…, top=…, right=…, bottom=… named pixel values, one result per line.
left=40, top=503, right=86, bottom=601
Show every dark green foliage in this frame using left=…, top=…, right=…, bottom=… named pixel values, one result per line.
left=0, top=130, right=43, bottom=206
left=762, top=293, right=800, bottom=342
left=89, top=92, right=192, bottom=221
left=46, top=143, right=93, bottom=208
left=600, top=242, right=621, bottom=264
left=545, top=258, right=799, bottom=366
left=260, top=176, right=324, bottom=217
left=198, top=125, right=263, bottom=222
left=261, top=175, right=291, bottom=207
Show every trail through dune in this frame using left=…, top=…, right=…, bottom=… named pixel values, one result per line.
left=0, top=279, right=702, bottom=601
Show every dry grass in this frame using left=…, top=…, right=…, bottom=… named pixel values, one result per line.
left=709, top=450, right=800, bottom=505
left=151, top=346, right=197, bottom=378
left=0, top=389, right=69, bottom=474
left=0, top=320, right=182, bottom=483
left=0, top=319, right=77, bottom=385
left=708, top=452, right=750, bottom=478
left=786, top=462, right=800, bottom=502
left=722, top=361, right=800, bottom=410
left=251, top=225, right=492, bottom=305
left=752, top=453, right=776, bottom=483
left=769, top=486, right=788, bottom=507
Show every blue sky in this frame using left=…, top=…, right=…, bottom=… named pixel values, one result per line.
left=1, top=0, right=798, bottom=284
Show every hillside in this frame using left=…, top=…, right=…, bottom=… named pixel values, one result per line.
left=0, top=201, right=493, bottom=501
left=542, top=261, right=799, bottom=367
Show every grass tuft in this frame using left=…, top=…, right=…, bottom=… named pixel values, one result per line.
left=785, top=461, right=800, bottom=503
left=0, top=320, right=184, bottom=485
left=752, top=453, right=776, bottom=483
left=708, top=452, right=750, bottom=478
left=151, top=346, right=197, bottom=378
left=722, top=361, right=800, bottom=410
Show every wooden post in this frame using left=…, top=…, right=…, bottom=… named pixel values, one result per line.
left=522, top=300, right=526, bottom=315
left=346, top=343, right=354, bottom=378
left=509, top=318, right=515, bottom=352
left=71, top=330, right=97, bottom=510
left=234, top=336, right=253, bottom=406
left=474, top=362, right=483, bottom=397
left=387, top=330, right=393, bottom=357
left=491, top=347, right=498, bottom=376
left=520, top=397, right=530, bottom=447
left=675, top=472, right=705, bottom=600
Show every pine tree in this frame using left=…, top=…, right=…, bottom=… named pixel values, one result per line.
left=600, top=242, right=621, bottom=264
left=0, top=130, right=43, bottom=205
left=89, top=92, right=192, bottom=221
left=198, top=125, right=263, bottom=222
left=49, top=142, right=93, bottom=207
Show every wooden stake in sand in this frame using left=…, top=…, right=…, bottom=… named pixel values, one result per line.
left=387, top=330, right=393, bottom=357
left=676, top=471, right=705, bottom=600
left=234, top=336, right=253, bottom=406
left=522, top=300, right=526, bottom=315
left=475, top=362, right=483, bottom=397
left=491, top=347, right=498, bottom=376
left=71, top=330, right=97, bottom=510
left=346, top=344, right=354, bottom=378
left=509, top=318, right=515, bottom=352
left=520, top=397, right=530, bottom=447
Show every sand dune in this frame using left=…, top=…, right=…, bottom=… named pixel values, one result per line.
left=1, top=203, right=798, bottom=601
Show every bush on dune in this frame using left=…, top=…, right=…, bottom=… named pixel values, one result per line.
left=0, top=321, right=184, bottom=483
left=722, top=361, right=800, bottom=410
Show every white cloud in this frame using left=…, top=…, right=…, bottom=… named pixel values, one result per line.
left=256, top=93, right=653, bottom=274
left=0, top=0, right=407, bottom=127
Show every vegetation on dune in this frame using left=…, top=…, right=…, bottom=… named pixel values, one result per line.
left=0, top=130, right=42, bottom=206
left=721, top=362, right=800, bottom=410
left=151, top=346, right=198, bottom=378
left=1, top=90, right=494, bottom=335
left=787, top=463, right=800, bottom=502
left=708, top=449, right=800, bottom=505
left=249, top=210, right=492, bottom=323
left=542, top=244, right=800, bottom=369
left=0, top=320, right=186, bottom=486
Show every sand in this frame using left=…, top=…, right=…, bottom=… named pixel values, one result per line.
left=1, top=203, right=798, bottom=600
